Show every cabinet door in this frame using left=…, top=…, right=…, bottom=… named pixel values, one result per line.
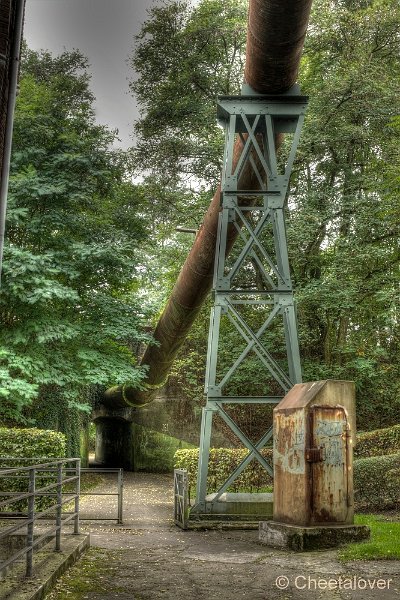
left=311, top=406, right=349, bottom=523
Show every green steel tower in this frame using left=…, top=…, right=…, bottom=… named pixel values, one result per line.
left=192, top=89, right=308, bottom=516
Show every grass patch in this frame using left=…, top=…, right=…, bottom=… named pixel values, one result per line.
left=338, top=514, right=400, bottom=561
left=45, top=547, right=116, bottom=599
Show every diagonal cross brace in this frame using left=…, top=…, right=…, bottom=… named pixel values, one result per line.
left=212, top=424, right=274, bottom=501
left=228, top=206, right=286, bottom=287
left=218, top=303, right=281, bottom=389
left=226, top=302, right=293, bottom=391
left=216, top=405, right=274, bottom=476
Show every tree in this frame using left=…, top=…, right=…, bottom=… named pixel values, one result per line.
left=290, top=0, right=400, bottom=426
left=131, top=0, right=247, bottom=188
left=128, top=0, right=249, bottom=322
left=131, top=0, right=400, bottom=431
left=0, top=48, right=151, bottom=426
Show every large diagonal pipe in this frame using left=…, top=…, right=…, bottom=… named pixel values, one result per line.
left=104, top=0, right=312, bottom=408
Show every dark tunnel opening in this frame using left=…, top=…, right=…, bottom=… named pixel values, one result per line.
left=94, top=417, right=134, bottom=471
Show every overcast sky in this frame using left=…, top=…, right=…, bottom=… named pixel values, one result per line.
left=23, top=0, right=157, bottom=148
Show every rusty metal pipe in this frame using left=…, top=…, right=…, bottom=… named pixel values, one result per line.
left=104, top=0, right=312, bottom=408
left=245, top=0, right=312, bottom=93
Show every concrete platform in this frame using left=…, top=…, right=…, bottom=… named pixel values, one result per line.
left=259, top=520, right=370, bottom=551
left=204, top=492, right=273, bottom=513
left=185, top=492, right=274, bottom=529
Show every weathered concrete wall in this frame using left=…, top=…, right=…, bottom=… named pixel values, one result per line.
left=92, top=390, right=232, bottom=471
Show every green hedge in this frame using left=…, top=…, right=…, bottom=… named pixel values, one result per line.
left=0, top=427, right=66, bottom=513
left=174, top=447, right=400, bottom=510
left=353, top=453, right=400, bottom=510
left=174, top=448, right=273, bottom=492
left=355, top=425, right=400, bottom=459
left=0, top=427, right=66, bottom=459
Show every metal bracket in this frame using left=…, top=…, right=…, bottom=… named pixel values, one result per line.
left=306, top=447, right=325, bottom=463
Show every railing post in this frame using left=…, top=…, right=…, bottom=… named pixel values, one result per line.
left=55, top=461, right=63, bottom=551
left=26, top=467, right=35, bottom=577
left=74, top=459, right=80, bottom=534
left=117, top=469, right=123, bottom=524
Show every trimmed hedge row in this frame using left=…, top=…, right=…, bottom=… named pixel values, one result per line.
left=174, top=448, right=400, bottom=510
left=0, top=427, right=66, bottom=512
left=353, top=452, right=400, bottom=510
left=0, top=427, right=66, bottom=459
left=174, top=448, right=273, bottom=492
left=355, top=425, right=400, bottom=459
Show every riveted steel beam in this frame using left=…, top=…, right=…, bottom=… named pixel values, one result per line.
left=192, top=93, right=307, bottom=514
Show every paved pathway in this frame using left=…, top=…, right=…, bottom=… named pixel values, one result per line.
left=46, top=472, right=399, bottom=600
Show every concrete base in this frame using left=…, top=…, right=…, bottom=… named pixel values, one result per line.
left=185, top=493, right=273, bottom=529
left=186, top=519, right=260, bottom=530
left=204, top=492, right=273, bottom=516
left=259, top=521, right=370, bottom=551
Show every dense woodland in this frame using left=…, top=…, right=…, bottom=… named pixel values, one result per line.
left=0, top=0, right=399, bottom=445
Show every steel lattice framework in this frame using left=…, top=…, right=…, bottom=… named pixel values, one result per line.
left=193, top=92, right=308, bottom=514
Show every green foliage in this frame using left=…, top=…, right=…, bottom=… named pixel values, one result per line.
left=133, top=0, right=400, bottom=433
left=339, top=514, right=400, bottom=561
left=25, top=386, right=94, bottom=459
left=174, top=448, right=273, bottom=493
left=132, top=424, right=195, bottom=473
left=353, top=453, right=400, bottom=511
left=0, top=426, right=66, bottom=458
left=291, top=0, right=400, bottom=428
left=355, top=425, right=400, bottom=459
left=129, top=0, right=248, bottom=312
left=0, top=47, right=152, bottom=424
left=0, top=427, right=66, bottom=512
left=131, top=0, right=247, bottom=187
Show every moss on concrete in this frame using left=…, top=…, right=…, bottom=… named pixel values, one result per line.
left=0, top=534, right=89, bottom=600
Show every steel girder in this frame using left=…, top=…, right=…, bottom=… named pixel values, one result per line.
left=193, top=92, right=308, bottom=513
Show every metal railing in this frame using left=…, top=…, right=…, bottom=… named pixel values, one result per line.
left=0, top=458, right=80, bottom=578
left=79, top=468, right=123, bottom=524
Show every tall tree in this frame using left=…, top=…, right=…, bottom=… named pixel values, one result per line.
left=131, top=0, right=400, bottom=431
left=132, top=0, right=247, bottom=189
left=290, top=0, right=400, bottom=426
left=129, top=0, right=248, bottom=332
left=0, top=48, right=151, bottom=424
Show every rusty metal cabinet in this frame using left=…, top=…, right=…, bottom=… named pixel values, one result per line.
left=273, top=380, right=355, bottom=526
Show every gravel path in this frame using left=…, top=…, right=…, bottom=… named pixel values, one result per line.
left=46, top=472, right=399, bottom=600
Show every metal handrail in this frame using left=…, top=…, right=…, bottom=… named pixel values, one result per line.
left=1, top=462, right=124, bottom=524
left=0, top=458, right=80, bottom=578
left=79, top=468, right=123, bottom=524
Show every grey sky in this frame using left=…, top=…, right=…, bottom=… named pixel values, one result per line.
left=23, top=0, right=156, bottom=148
